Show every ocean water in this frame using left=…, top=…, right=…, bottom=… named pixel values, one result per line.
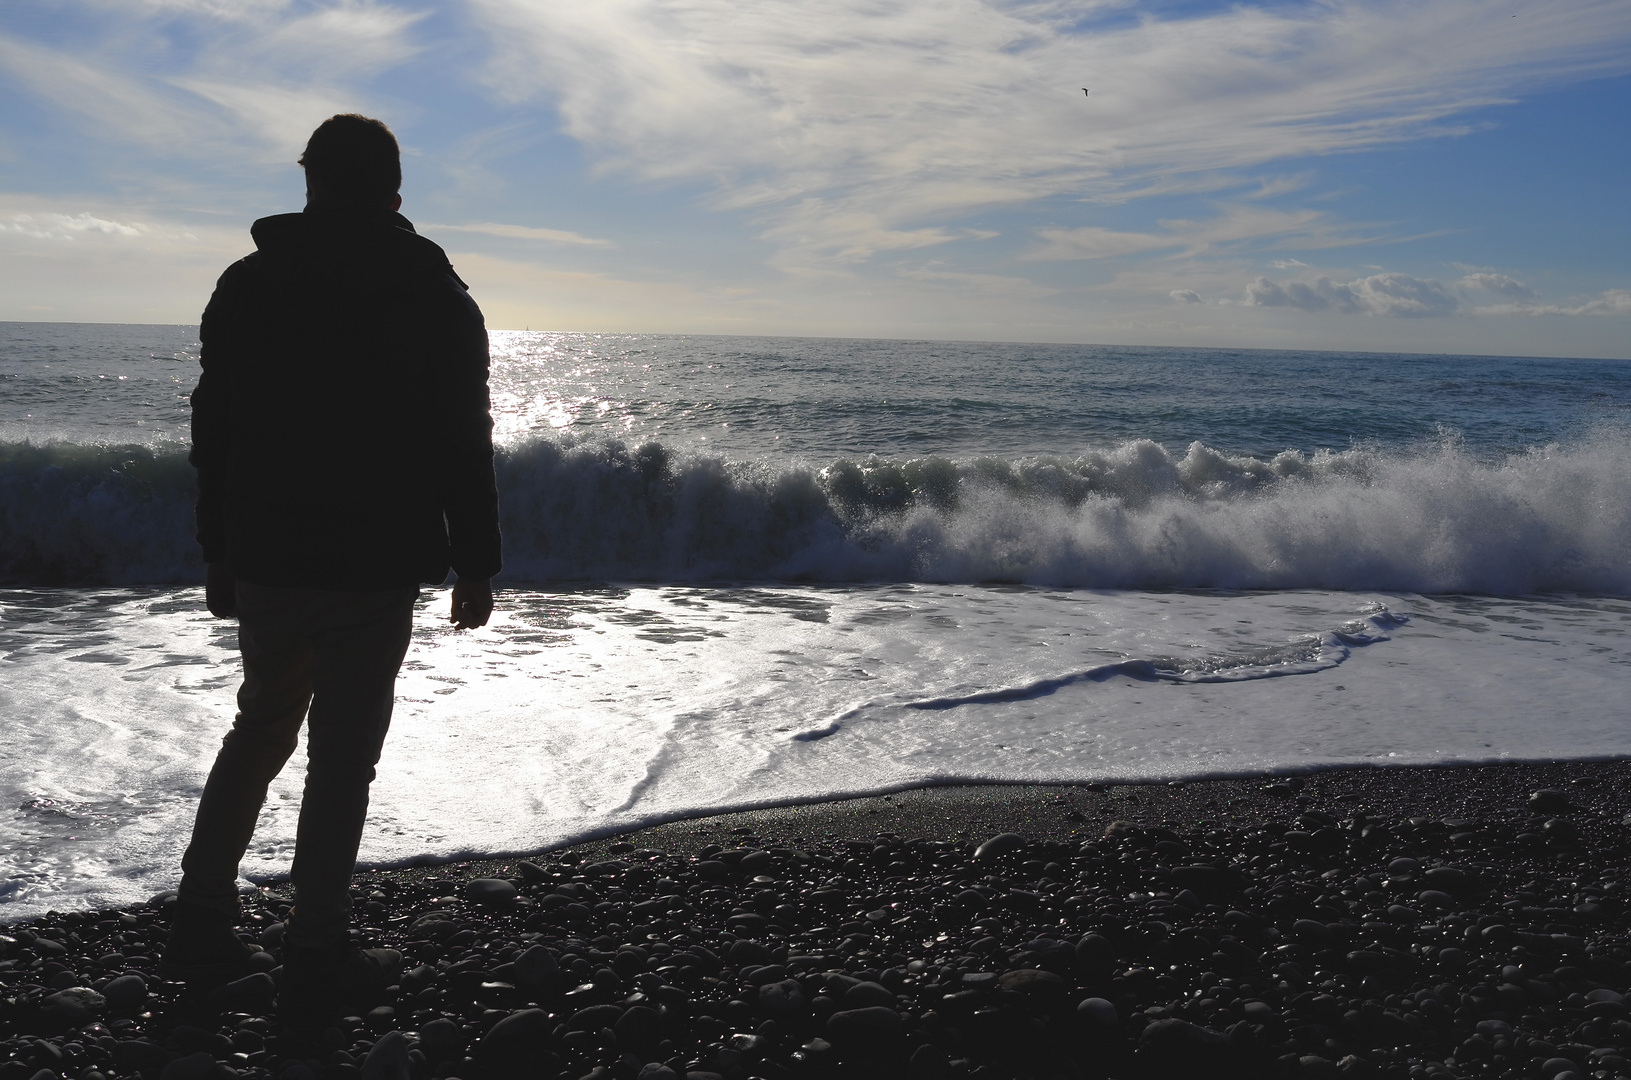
left=2, top=321, right=1629, bottom=920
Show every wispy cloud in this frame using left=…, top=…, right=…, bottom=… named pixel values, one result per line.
left=470, top=0, right=1631, bottom=266
left=1242, top=269, right=1631, bottom=319
left=424, top=222, right=613, bottom=246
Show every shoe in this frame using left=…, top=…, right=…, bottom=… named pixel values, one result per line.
left=278, top=940, right=403, bottom=1028
left=161, top=900, right=258, bottom=987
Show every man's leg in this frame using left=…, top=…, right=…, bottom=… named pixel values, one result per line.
left=278, top=586, right=416, bottom=1023
left=169, top=583, right=312, bottom=980
left=283, top=585, right=417, bottom=947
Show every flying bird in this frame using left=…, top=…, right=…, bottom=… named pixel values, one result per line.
left=1082, top=88, right=1091, bottom=96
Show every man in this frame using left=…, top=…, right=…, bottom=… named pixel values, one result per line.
left=165, top=114, right=501, bottom=1021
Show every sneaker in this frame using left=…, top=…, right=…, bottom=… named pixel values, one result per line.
left=278, top=940, right=403, bottom=1027
left=161, top=900, right=258, bottom=987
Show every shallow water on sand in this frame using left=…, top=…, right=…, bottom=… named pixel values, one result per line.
left=3, top=583, right=1627, bottom=921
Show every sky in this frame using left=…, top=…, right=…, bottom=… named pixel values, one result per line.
left=1, top=0, right=1629, bottom=357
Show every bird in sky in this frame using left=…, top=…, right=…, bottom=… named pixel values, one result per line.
left=1082, top=88, right=1091, bottom=96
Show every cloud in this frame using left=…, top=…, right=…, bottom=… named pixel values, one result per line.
left=1456, top=272, right=1537, bottom=298
left=1244, top=272, right=1459, bottom=317
left=423, top=222, right=614, bottom=246
left=0, top=4, right=424, bottom=165
left=1244, top=269, right=1631, bottom=319
left=1475, top=289, right=1631, bottom=317
left=1169, top=289, right=1203, bottom=304
left=469, top=0, right=1631, bottom=266
left=1025, top=205, right=1374, bottom=262
left=0, top=212, right=153, bottom=241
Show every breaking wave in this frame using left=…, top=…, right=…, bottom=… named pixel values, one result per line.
left=3, top=432, right=1629, bottom=594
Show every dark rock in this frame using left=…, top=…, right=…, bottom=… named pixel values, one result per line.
left=211, top=971, right=275, bottom=1011
left=827, top=1006, right=903, bottom=1041
left=157, top=1051, right=223, bottom=1080
left=1543, top=817, right=1581, bottom=844
left=418, top=1017, right=462, bottom=1059
left=479, top=1008, right=554, bottom=1075
left=1077, top=997, right=1118, bottom=1028
left=973, top=833, right=1026, bottom=860
left=907, top=1042, right=951, bottom=1079
left=102, top=972, right=147, bottom=1010
left=998, top=968, right=1065, bottom=998
left=466, top=877, right=519, bottom=905
left=1529, top=789, right=1573, bottom=814
left=569, top=1003, right=626, bottom=1031
left=614, top=1005, right=662, bottom=1053
left=758, top=978, right=807, bottom=1017
left=515, top=943, right=559, bottom=987
left=41, top=986, right=103, bottom=1028
left=407, top=915, right=459, bottom=941
left=842, top=981, right=896, bottom=1008
left=361, top=1030, right=411, bottom=1080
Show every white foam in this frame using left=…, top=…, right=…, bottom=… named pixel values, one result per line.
left=7, top=431, right=1629, bottom=594
left=3, top=584, right=1627, bottom=921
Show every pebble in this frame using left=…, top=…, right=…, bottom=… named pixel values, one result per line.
left=7, top=770, right=1631, bottom=1080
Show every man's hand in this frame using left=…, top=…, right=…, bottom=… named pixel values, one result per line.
left=450, top=577, right=493, bottom=630
left=205, top=562, right=237, bottom=619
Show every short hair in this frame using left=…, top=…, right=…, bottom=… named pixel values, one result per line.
left=298, top=114, right=401, bottom=205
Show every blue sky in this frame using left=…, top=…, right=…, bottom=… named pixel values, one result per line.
left=1, top=0, right=1628, bottom=357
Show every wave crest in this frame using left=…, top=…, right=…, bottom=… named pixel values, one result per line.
left=3, top=433, right=1628, bottom=594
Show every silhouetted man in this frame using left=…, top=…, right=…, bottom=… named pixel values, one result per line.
left=166, top=114, right=501, bottom=1022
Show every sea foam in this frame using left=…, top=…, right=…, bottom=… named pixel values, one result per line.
left=3, top=432, right=1628, bottom=594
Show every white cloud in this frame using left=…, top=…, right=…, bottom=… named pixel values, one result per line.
left=1475, top=289, right=1631, bottom=317
left=423, top=222, right=614, bottom=246
left=470, top=0, right=1631, bottom=266
left=1244, top=272, right=1459, bottom=317
left=1456, top=272, right=1537, bottom=299
left=1244, top=270, right=1631, bottom=319
left=0, top=4, right=423, bottom=164
left=1169, top=289, right=1203, bottom=304
left=0, top=212, right=153, bottom=241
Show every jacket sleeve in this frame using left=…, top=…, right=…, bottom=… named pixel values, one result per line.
left=436, top=274, right=503, bottom=580
left=190, top=260, right=251, bottom=565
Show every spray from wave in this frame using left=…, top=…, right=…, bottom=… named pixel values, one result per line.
left=3, top=432, right=1628, bottom=594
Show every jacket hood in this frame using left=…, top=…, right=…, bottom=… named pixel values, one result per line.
left=246, top=208, right=463, bottom=293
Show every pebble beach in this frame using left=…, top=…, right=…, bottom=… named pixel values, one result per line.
left=4, top=759, right=1630, bottom=1080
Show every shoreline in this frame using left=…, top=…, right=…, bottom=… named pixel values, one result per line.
left=3, top=759, right=1629, bottom=1080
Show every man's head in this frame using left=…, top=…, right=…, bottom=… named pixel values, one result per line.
left=299, top=114, right=402, bottom=212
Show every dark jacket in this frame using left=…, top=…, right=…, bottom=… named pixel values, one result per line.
left=191, top=207, right=502, bottom=590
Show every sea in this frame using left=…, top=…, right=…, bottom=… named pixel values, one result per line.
left=2, top=320, right=1629, bottom=922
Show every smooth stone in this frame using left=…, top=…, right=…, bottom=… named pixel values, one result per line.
left=1528, top=790, right=1573, bottom=814
left=407, top=915, right=460, bottom=941
left=41, top=986, right=104, bottom=1026
left=102, top=978, right=149, bottom=1011
left=466, top=878, right=519, bottom=905
left=418, top=1017, right=462, bottom=1059
left=842, top=981, right=896, bottom=1008
left=998, top=968, right=1065, bottom=996
left=827, top=1006, right=903, bottom=1040
left=973, top=833, right=1026, bottom=860
left=480, top=1008, right=554, bottom=1070
left=758, top=978, right=807, bottom=1017
left=211, top=971, right=275, bottom=1011
left=157, top=1051, right=219, bottom=1080
left=361, top=1029, right=411, bottom=1080
left=1077, top=997, right=1118, bottom=1027
left=637, top=1066, right=677, bottom=1080
left=515, top=943, right=559, bottom=985
left=908, top=1042, right=952, bottom=1080
left=614, top=1005, right=663, bottom=1051
left=1386, top=857, right=1420, bottom=880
